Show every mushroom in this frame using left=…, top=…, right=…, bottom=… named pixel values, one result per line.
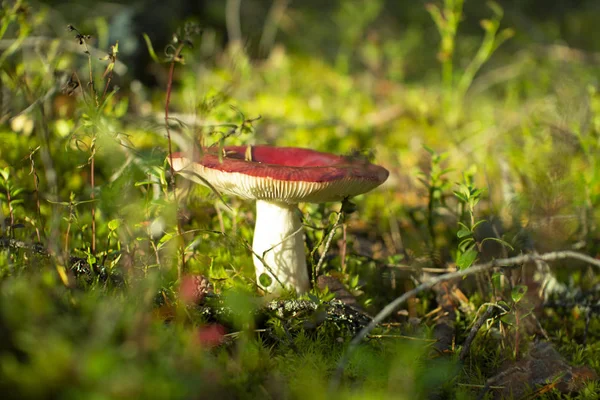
left=170, top=145, right=389, bottom=294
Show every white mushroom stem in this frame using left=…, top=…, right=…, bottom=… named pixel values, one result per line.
left=252, top=200, right=310, bottom=293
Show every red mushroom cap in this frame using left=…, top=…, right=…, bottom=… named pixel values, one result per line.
left=171, top=145, right=389, bottom=204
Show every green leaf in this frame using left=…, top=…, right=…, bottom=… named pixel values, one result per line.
left=458, top=238, right=475, bottom=252
left=472, top=220, right=486, bottom=230
left=134, top=181, right=155, bottom=186
left=500, top=313, right=516, bottom=326
left=480, top=237, right=514, bottom=251
left=457, top=229, right=472, bottom=238
left=422, top=144, right=435, bottom=155
left=108, top=219, right=121, bottom=231
left=472, top=188, right=486, bottom=198
left=437, top=152, right=450, bottom=163
left=0, top=167, right=9, bottom=181
left=492, top=272, right=503, bottom=289
left=457, top=222, right=470, bottom=231
left=307, top=293, right=320, bottom=304
left=109, top=253, right=122, bottom=270
left=142, top=33, right=161, bottom=63
left=417, top=177, right=430, bottom=189
left=87, top=254, right=97, bottom=266
left=157, top=232, right=174, bottom=246
left=457, top=248, right=478, bottom=270
left=453, top=190, right=468, bottom=203
left=511, top=285, right=528, bottom=303
left=350, top=274, right=359, bottom=288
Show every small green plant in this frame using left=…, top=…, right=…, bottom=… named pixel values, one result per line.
left=417, top=145, right=453, bottom=253
left=144, top=22, right=202, bottom=279
left=26, top=146, right=43, bottom=242
left=0, top=167, right=24, bottom=237
left=453, top=168, right=513, bottom=270
left=47, top=192, right=95, bottom=261
left=66, top=24, right=122, bottom=258
left=101, top=218, right=122, bottom=270
left=427, top=0, right=514, bottom=124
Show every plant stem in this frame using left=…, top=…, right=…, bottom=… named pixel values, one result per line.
left=28, top=152, right=42, bottom=242
left=514, top=307, right=520, bottom=360
left=77, top=31, right=98, bottom=257
left=90, top=141, right=96, bottom=255
left=102, top=70, right=113, bottom=99
left=65, top=222, right=71, bottom=258
left=459, top=305, right=495, bottom=360
left=165, top=42, right=186, bottom=279
left=340, top=223, right=347, bottom=274
left=315, top=211, right=343, bottom=279
left=101, top=234, right=110, bottom=268
left=428, top=185, right=436, bottom=252
left=81, top=40, right=98, bottom=107
left=5, top=184, right=13, bottom=237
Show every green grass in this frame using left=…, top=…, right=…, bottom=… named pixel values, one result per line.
left=1, top=0, right=600, bottom=398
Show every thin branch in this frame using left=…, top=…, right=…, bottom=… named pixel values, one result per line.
left=243, top=239, right=287, bottom=291
left=459, top=305, right=495, bottom=360
left=386, top=264, right=457, bottom=274
left=315, top=211, right=343, bottom=277
left=330, top=250, right=600, bottom=389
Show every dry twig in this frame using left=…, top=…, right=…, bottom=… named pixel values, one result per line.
left=459, top=305, right=495, bottom=361
left=330, top=250, right=600, bottom=389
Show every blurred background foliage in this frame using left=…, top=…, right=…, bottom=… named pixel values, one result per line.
left=1, top=0, right=600, bottom=398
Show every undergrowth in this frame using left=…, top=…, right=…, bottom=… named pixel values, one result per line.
left=1, top=0, right=600, bottom=399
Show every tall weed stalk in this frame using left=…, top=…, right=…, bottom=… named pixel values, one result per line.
left=427, top=0, right=513, bottom=125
